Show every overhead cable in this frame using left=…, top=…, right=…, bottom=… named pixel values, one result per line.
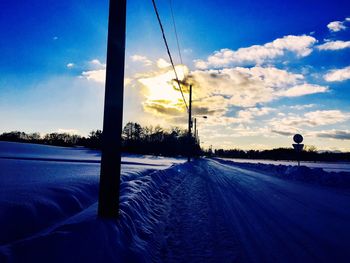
left=151, top=0, right=189, bottom=111
left=168, top=0, right=184, bottom=66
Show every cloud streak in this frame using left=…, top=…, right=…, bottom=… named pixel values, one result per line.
left=316, top=130, right=350, bottom=140
left=269, top=110, right=349, bottom=128
left=317, top=40, right=350, bottom=51
left=324, top=66, right=350, bottom=82
left=131, top=55, right=153, bottom=66
left=278, top=84, right=328, bottom=97
left=194, top=35, right=316, bottom=69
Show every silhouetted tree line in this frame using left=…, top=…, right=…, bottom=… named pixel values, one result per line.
left=0, top=131, right=92, bottom=147
left=2, top=129, right=349, bottom=161
left=214, top=147, right=350, bottom=162
left=0, top=123, right=201, bottom=157
left=121, top=122, right=201, bottom=156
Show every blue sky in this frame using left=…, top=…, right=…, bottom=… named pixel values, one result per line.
left=1, top=0, right=350, bottom=151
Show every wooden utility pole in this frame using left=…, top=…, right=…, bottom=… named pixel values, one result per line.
left=187, top=85, right=192, bottom=162
left=98, top=0, right=126, bottom=218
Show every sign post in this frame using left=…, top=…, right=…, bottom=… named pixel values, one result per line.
left=292, top=134, right=304, bottom=167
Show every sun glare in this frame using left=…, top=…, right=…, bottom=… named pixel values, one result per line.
left=139, top=65, right=189, bottom=113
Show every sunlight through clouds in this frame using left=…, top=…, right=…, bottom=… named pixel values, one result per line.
left=188, top=67, right=327, bottom=107
left=137, top=65, right=189, bottom=116
left=75, top=16, right=350, bottom=150
left=156, top=58, right=171, bottom=68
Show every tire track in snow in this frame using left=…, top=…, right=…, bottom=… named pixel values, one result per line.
left=155, top=159, right=350, bottom=263
left=157, top=162, right=239, bottom=263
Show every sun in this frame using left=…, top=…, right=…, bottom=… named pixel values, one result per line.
left=138, top=65, right=189, bottom=114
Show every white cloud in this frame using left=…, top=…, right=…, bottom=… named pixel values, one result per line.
left=317, top=40, right=350, bottom=50
left=79, top=59, right=107, bottom=83
left=236, top=107, right=274, bottom=121
left=234, top=66, right=304, bottom=87
left=327, top=21, right=346, bottom=32
left=90, top=59, right=106, bottom=69
left=194, top=35, right=316, bottom=69
left=304, top=110, right=348, bottom=125
left=346, top=17, right=350, bottom=22
left=136, top=65, right=327, bottom=128
left=189, top=66, right=326, bottom=107
left=199, top=107, right=274, bottom=127
left=200, top=123, right=270, bottom=141
left=81, top=69, right=106, bottom=83
left=270, top=110, right=349, bottom=128
left=156, top=58, right=171, bottom=68
left=130, top=55, right=152, bottom=66
left=324, top=66, right=350, bottom=82
left=278, top=84, right=328, bottom=97
left=66, top=63, right=75, bottom=68
left=289, top=104, right=315, bottom=110
left=81, top=69, right=132, bottom=87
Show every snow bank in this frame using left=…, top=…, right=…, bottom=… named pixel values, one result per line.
left=0, top=142, right=185, bottom=262
left=1, top=163, right=188, bottom=263
left=215, top=158, right=350, bottom=188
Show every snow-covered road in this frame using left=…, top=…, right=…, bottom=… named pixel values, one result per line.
left=156, top=159, right=350, bottom=262
left=2, top=148, right=350, bottom=262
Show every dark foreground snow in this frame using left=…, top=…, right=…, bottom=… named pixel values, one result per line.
left=1, top=142, right=350, bottom=262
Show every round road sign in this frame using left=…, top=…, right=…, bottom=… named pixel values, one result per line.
left=293, top=134, right=303, bottom=144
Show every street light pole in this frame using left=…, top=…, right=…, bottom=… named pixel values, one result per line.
left=187, top=84, right=192, bottom=162
left=194, top=118, right=197, bottom=142
left=98, top=0, right=127, bottom=218
left=192, top=115, right=207, bottom=144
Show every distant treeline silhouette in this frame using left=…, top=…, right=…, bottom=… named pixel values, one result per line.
left=214, top=148, right=350, bottom=162
left=0, top=122, right=200, bottom=157
left=1, top=127, right=349, bottom=161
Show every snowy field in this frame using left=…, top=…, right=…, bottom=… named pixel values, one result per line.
left=219, top=157, right=350, bottom=172
left=1, top=142, right=350, bottom=262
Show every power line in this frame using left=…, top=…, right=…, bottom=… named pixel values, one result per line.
left=151, top=0, right=189, bottom=111
left=168, top=0, right=183, bottom=66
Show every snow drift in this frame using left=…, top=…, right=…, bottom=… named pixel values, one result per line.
left=215, top=158, right=350, bottom=188
left=1, top=163, right=190, bottom=263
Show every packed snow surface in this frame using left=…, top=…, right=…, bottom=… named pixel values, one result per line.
left=219, top=157, right=350, bottom=172
left=1, top=142, right=350, bottom=262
